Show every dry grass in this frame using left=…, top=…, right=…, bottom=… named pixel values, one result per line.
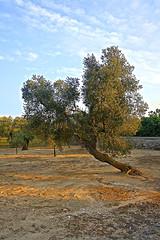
left=0, top=183, right=159, bottom=202
left=0, top=153, right=90, bottom=159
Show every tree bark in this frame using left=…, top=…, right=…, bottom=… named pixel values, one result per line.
left=22, top=139, right=29, bottom=151
left=53, top=145, right=56, bottom=157
left=85, top=142, right=142, bottom=176
left=22, top=144, right=28, bottom=150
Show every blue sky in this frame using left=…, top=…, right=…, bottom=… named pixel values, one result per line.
left=0, top=0, right=160, bottom=116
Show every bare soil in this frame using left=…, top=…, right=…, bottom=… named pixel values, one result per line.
left=0, top=147, right=159, bottom=240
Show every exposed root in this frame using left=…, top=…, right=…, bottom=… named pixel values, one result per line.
left=126, top=168, right=143, bottom=176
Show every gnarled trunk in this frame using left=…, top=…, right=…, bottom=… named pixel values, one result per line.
left=85, top=141, right=142, bottom=176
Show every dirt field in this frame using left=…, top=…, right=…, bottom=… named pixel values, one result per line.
left=0, top=147, right=159, bottom=240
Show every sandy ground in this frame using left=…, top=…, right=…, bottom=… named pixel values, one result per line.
left=0, top=147, right=159, bottom=240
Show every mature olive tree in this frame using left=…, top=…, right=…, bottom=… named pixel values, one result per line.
left=22, top=75, right=79, bottom=155
left=80, top=46, right=148, bottom=175
left=22, top=47, right=148, bottom=175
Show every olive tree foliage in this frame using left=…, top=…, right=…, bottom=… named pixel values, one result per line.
left=22, top=75, right=80, bottom=148
left=10, top=117, right=33, bottom=150
left=22, top=47, right=148, bottom=175
left=9, top=132, right=25, bottom=154
left=81, top=47, right=148, bottom=155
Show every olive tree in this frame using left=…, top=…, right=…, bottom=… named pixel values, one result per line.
left=80, top=46, right=148, bottom=175
left=10, top=132, right=25, bottom=154
left=22, top=75, right=79, bottom=155
left=22, top=46, right=148, bottom=175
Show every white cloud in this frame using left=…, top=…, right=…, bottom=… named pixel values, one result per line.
left=40, top=0, right=101, bottom=27
left=15, top=50, right=22, bottom=57
left=123, top=48, right=160, bottom=86
left=0, top=55, right=4, bottom=60
left=15, top=0, right=24, bottom=7
left=13, top=0, right=128, bottom=68
left=0, top=54, right=15, bottom=62
left=26, top=52, right=38, bottom=62
left=23, top=15, right=57, bottom=32
left=55, top=67, right=82, bottom=78
left=131, top=0, right=140, bottom=10
left=26, top=2, right=80, bottom=29
left=46, top=51, right=62, bottom=57
left=142, top=21, right=158, bottom=34
left=125, top=35, right=144, bottom=46
left=0, top=50, right=39, bottom=62
left=12, top=2, right=160, bottom=86
left=155, top=8, right=160, bottom=14
left=14, top=0, right=117, bottom=42
left=8, top=0, right=160, bottom=113
left=107, top=13, right=126, bottom=25
left=20, top=2, right=87, bottom=35
left=1, top=13, right=11, bottom=18
left=17, top=49, right=37, bottom=61
left=6, top=56, right=15, bottom=62
left=40, top=0, right=72, bottom=15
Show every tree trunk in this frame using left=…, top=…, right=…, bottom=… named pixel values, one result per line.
left=22, top=144, right=28, bottom=151
left=22, top=139, right=29, bottom=151
left=53, top=145, right=56, bottom=157
left=85, top=142, right=142, bottom=176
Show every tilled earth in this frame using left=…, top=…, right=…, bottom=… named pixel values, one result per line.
left=0, top=147, right=159, bottom=240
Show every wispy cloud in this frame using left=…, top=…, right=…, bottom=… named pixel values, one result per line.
left=40, top=0, right=102, bottom=27
left=15, top=0, right=119, bottom=42
left=17, top=1, right=83, bottom=31
left=0, top=55, right=4, bottom=60
left=106, top=13, right=126, bottom=26
left=0, top=54, right=15, bottom=62
left=123, top=48, right=160, bottom=86
left=55, top=67, right=82, bottom=78
left=15, top=0, right=24, bottom=6
left=15, top=50, right=22, bottom=57
left=142, top=21, right=158, bottom=34
left=14, top=0, right=160, bottom=86
left=46, top=51, right=62, bottom=57
left=26, top=52, right=38, bottom=62
left=0, top=50, right=39, bottom=62
left=0, top=0, right=159, bottom=114
left=131, top=0, right=140, bottom=10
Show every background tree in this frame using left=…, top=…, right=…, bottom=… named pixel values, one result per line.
left=0, top=116, right=34, bottom=150
left=0, top=116, right=13, bottom=147
left=9, top=132, right=25, bottom=154
left=22, top=46, right=148, bottom=175
left=137, top=108, right=160, bottom=136
left=10, top=117, right=34, bottom=150
left=0, top=116, right=13, bottom=138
